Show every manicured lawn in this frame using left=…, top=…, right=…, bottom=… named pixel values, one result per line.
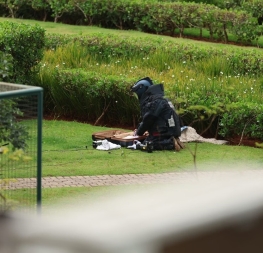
left=40, top=120, right=263, bottom=177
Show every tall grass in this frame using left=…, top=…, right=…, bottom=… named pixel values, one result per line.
left=38, top=42, right=263, bottom=106
left=35, top=40, right=263, bottom=138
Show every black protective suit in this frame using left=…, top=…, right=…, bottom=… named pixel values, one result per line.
left=136, top=83, right=182, bottom=150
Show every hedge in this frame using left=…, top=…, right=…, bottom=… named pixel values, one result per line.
left=38, top=66, right=263, bottom=140
left=45, top=33, right=263, bottom=77
left=0, top=21, right=45, bottom=84
left=0, top=0, right=262, bottom=45
left=41, top=68, right=140, bottom=127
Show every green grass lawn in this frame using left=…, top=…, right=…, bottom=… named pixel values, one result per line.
left=3, top=119, right=262, bottom=180
left=40, top=120, right=263, bottom=177
left=2, top=119, right=263, bottom=210
left=5, top=184, right=138, bottom=209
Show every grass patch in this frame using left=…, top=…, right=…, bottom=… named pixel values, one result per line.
left=40, top=120, right=263, bottom=176
left=42, top=184, right=150, bottom=205
left=8, top=184, right=153, bottom=210
left=4, top=120, right=261, bottom=179
left=2, top=120, right=263, bottom=209
left=1, top=17, right=262, bottom=51
left=39, top=42, right=262, bottom=105
left=3, top=120, right=263, bottom=179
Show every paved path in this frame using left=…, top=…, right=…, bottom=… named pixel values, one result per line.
left=5, top=170, right=263, bottom=189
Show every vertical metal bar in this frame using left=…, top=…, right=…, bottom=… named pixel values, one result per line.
left=37, top=88, right=43, bottom=214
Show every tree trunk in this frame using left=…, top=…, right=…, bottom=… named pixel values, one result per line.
left=43, top=11, right=47, bottom=22
left=223, top=23, right=228, bottom=43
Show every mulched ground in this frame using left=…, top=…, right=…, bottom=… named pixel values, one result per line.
left=226, top=136, right=262, bottom=148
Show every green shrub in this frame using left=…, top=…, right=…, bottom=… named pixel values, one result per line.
left=0, top=21, right=45, bottom=84
left=44, top=33, right=263, bottom=77
left=35, top=33, right=263, bottom=138
left=2, top=0, right=263, bottom=46
left=219, top=102, right=263, bottom=140
left=36, top=35, right=263, bottom=135
left=0, top=99, right=29, bottom=150
left=35, top=60, right=263, bottom=137
left=0, top=51, right=13, bottom=81
left=242, top=0, right=263, bottom=25
left=41, top=68, right=140, bottom=127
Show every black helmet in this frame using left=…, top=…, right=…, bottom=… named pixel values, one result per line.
left=131, top=77, right=153, bottom=99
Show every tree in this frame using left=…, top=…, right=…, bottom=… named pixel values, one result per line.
left=0, top=0, right=26, bottom=18
left=47, top=0, right=71, bottom=23
left=69, top=0, right=101, bottom=25
left=30, top=0, right=50, bottom=21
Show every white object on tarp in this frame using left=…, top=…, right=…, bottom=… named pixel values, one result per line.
left=180, top=126, right=228, bottom=145
left=127, top=140, right=142, bottom=150
left=96, top=139, right=121, bottom=151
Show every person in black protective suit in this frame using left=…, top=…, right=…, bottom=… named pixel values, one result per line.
left=131, top=77, right=184, bottom=151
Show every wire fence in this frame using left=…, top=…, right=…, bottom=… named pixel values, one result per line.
left=0, top=82, right=43, bottom=213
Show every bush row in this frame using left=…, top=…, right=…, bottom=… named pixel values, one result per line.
left=37, top=33, right=263, bottom=139
left=0, top=21, right=45, bottom=84
left=37, top=68, right=140, bottom=127
left=45, top=33, right=263, bottom=77
left=219, top=102, right=263, bottom=140
left=0, top=22, right=45, bottom=150
left=1, top=21, right=263, bottom=140
left=37, top=67, right=263, bottom=140
left=0, top=0, right=263, bottom=45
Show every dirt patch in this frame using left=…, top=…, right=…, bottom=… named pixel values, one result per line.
left=226, top=136, right=262, bottom=148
